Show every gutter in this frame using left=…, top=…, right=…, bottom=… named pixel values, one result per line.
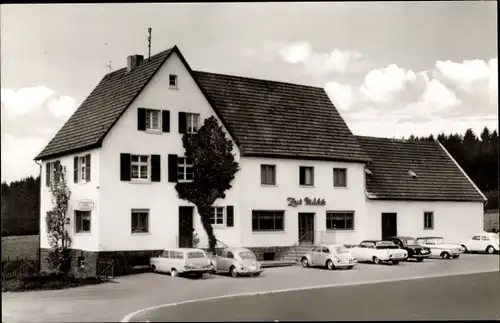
left=35, top=160, right=42, bottom=272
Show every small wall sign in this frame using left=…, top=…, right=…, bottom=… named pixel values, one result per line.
left=76, top=199, right=95, bottom=211
left=287, top=197, right=326, bottom=207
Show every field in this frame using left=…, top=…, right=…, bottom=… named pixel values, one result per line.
left=1, top=235, right=39, bottom=261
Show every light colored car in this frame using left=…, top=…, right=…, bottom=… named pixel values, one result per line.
left=150, top=248, right=213, bottom=278
left=350, top=240, right=408, bottom=265
left=300, top=244, right=357, bottom=270
left=416, top=236, right=462, bottom=259
left=460, top=232, right=500, bottom=254
left=212, top=247, right=263, bottom=277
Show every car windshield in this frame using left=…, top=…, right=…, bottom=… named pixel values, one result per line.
left=334, top=246, right=349, bottom=253
left=428, top=238, right=444, bottom=244
left=187, top=252, right=205, bottom=259
left=375, top=241, right=398, bottom=249
left=405, top=239, right=417, bottom=245
left=239, top=252, right=256, bottom=259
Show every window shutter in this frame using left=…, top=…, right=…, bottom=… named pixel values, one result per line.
left=54, top=161, right=61, bottom=182
left=178, top=112, right=186, bottom=134
left=73, top=157, right=78, bottom=183
left=46, top=163, right=50, bottom=187
left=120, top=153, right=131, bottom=181
left=299, top=167, right=305, bottom=185
left=168, top=154, right=178, bottom=183
left=137, top=108, right=146, bottom=131
left=226, top=206, right=234, bottom=227
left=85, top=154, right=91, bottom=182
left=151, top=154, right=161, bottom=182
left=162, top=110, right=170, bottom=133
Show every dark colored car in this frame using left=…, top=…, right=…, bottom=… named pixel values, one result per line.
left=385, top=236, right=431, bottom=262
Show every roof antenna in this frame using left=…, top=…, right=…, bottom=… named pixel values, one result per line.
left=106, top=60, right=112, bottom=72
left=148, top=27, right=152, bottom=61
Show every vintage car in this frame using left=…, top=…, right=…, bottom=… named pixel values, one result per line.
left=416, top=237, right=463, bottom=259
left=300, top=244, right=357, bottom=270
left=460, top=232, right=500, bottom=254
left=349, top=240, right=408, bottom=265
left=385, top=236, right=431, bottom=262
left=150, top=248, right=213, bottom=278
left=212, top=247, right=263, bottom=277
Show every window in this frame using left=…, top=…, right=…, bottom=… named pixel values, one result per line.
left=252, top=211, right=285, bottom=231
left=472, top=236, right=481, bottom=241
left=481, top=236, right=490, bottom=241
left=75, top=211, right=91, bottom=233
left=131, top=209, right=149, bottom=233
left=226, top=251, right=234, bottom=259
left=177, top=157, right=194, bottom=181
left=169, top=74, right=178, bottom=87
left=186, top=113, right=200, bottom=133
left=162, top=250, right=169, bottom=258
left=46, top=161, right=60, bottom=186
left=210, top=207, right=225, bottom=226
left=322, top=247, right=330, bottom=253
left=131, top=155, right=149, bottom=180
left=261, top=165, right=276, bottom=185
left=145, top=109, right=161, bottom=131
left=424, top=212, right=434, bottom=230
left=333, top=168, right=347, bottom=187
left=300, top=166, right=314, bottom=186
left=326, top=211, right=354, bottom=230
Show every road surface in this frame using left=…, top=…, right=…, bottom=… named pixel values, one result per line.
left=130, top=272, right=500, bottom=321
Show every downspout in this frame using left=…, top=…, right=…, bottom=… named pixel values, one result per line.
left=35, top=160, right=42, bottom=272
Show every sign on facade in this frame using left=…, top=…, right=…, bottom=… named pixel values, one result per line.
left=76, top=199, right=95, bottom=211
left=287, top=197, right=326, bottom=207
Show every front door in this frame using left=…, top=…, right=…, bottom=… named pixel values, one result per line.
left=179, top=206, right=194, bottom=248
left=298, top=213, right=315, bottom=245
left=381, top=213, right=397, bottom=240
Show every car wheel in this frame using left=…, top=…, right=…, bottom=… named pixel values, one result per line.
left=193, top=272, right=203, bottom=279
left=417, top=258, right=424, bottom=262
left=373, top=256, right=381, bottom=265
left=452, top=255, right=460, bottom=259
left=486, top=246, right=496, bottom=254
left=151, top=265, right=156, bottom=272
left=301, top=257, right=310, bottom=268
left=461, top=245, right=468, bottom=252
left=326, top=260, right=335, bottom=270
left=441, top=252, right=451, bottom=259
left=230, top=266, right=238, bottom=278
left=391, top=261, right=399, bottom=265
left=171, top=269, right=178, bottom=277
left=253, top=272, right=261, bottom=277
left=347, top=266, right=353, bottom=270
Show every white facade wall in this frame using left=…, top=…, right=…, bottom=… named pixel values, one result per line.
left=366, top=200, right=484, bottom=243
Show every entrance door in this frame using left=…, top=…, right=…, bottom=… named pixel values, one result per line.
left=381, top=213, right=397, bottom=240
left=298, top=213, right=315, bottom=245
left=178, top=206, right=194, bottom=248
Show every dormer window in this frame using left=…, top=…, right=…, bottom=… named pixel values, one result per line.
left=408, top=170, right=418, bottom=178
left=169, top=74, right=178, bottom=88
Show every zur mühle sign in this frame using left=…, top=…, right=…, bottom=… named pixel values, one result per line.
left=287, top=197, right=326, bottom=207
left=76, top=199, right=95, bottom=211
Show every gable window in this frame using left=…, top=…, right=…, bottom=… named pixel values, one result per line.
left=210, top=207, right=225, bottom=226
left=326, top=211, right=354, bottom=230
left=145, top=109, right=161, bottom=131
left=75, top=211, right=91, bottom=233
left=261, top=165, right=276, bottom=185
left=131, top=209, right=149, bottom=233
left=169, top=74, right=178, bottom=88
left=131, top=155, right=149, bottom=180
left=177, top=157, right=193, bottom=182
left=186, top=113, right=200, bottom=133
left=299, top=166, right=314, bottom=186
left=333, top=168, right=347, bottom=187
left=252, top=211, right=284, bottom=231
left=424, top=211, right=434, bottom=230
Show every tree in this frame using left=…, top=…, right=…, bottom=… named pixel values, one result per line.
left=175, top=116, right=240, bottom=251
left=45, top=164, right=72, bottom=273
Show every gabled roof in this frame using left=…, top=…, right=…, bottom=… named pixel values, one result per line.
left=356, top=135, right=486, bottom=202
left=35, top=45, right=370, bottom=164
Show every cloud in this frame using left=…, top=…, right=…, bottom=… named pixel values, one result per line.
left=436, top=58, right=497, bottom=91
left=1, top=86, right=55, bottom=115
left=47, top=95, right=77, bottom=117
left=419, top=79, right=461, bottom=110
left=360, top=64, right=418, bottom=103
left=1, top=134, right=46, bottom=184
left=279, top=41, right=312, bottom=64
left=324, top=82, right=353, bottom=111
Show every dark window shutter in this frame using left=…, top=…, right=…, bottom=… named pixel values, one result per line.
left=85, top=154, right=91, bottom=182
left=226, top=206, right=234, bottom=227
left=162, top=110, right=170, bottom=133
left=168, top=154, right=178, bottom=182
left=137, top=108, right=146, bottom=131
left=151, top=154, right=161, bottom=182
left=299, top=167, right=305, bottom=185
left=120, top=153, right=131, bottom=181
left=73, top=157, right=78, bottom=183
left=46, top=163, right=50, bottom=187
left=178, top=112, right=186, bottom=134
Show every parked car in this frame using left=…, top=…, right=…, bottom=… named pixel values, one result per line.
left=212, top=247, right=263, bottom=277
left=350, top=240, right=408, bottom=265
left=150, top=248, right=213, bottom=278
left=385, top=236, right=431, bottom=262
left=460, top=232, right=500, bottom=254
left=416, top=237, right=462, bottom=259
left=300, top=244, right=357, bottom=270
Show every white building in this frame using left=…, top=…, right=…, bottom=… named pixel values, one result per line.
left=35, top=46, right=486, bottom=276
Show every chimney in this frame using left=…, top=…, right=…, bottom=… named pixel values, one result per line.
left=127, top=54, right=144, bottom=72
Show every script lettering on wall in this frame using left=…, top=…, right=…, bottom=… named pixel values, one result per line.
left=287, top=197, right=326, bottom=207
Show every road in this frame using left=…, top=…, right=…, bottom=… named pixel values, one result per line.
left=130, top=271, right=500, bottom=321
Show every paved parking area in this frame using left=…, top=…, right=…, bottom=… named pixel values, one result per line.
left=2, top=254, right=499, bottom=323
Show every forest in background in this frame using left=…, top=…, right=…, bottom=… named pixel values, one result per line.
left=1, top=127, right=498, bottom=236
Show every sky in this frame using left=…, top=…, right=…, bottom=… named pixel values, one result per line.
left=1, top=2, right=498, bottom=184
